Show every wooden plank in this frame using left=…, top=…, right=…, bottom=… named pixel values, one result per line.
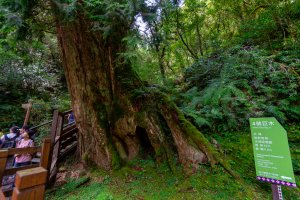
left=50, top=157, right=57, bottom=174
left=30, top=120, right=52, bottom=131
left=0, top=150, right=8, bottom=186
left=47, top=110, right=59, bottom=187
left=15, top=167, right=47, bottom=190
left=57, top=114, right=63, bottom=135
left=59, top=142, right=77, bottom=156
left=62, top=124, right=77, bottom=135
left=63, top=121, right=76, bottom=128
left=4, top=164, right=39, bottom=176
left=22, top=101, right=32, bottom=127
left=61, top=109, right=73, bottom=116
left=12, top=184, right=45, bottom=200
left=60, top=134, right=77, bottom=150
left=60, top=128, right=78, bottom=141
left=48, top=141, right=58, bottom=178
left=50, top=110, right=59, bottom=144
left=7, top=147, right=41, bottom=156
left=47, top=113, right=63, bottom=184
left=54, top=136, right=60, bottom=144
left=0, top=150, right=9, bottom=158
left=40, top=138, right=51, bottom=169
left=48, top=166, right=58, bottom=186
left=51, top=139, right=60, bottom=166
left=58, top=142, right=77, bottom=162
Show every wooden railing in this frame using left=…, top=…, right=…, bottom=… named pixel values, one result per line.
left=11, top=167, right=48, bottom=199
left=48, top=110, right=78, bottom=185
left=0, top=138, right=51, bottom=198
left=0, top=109, right=78, bottom=198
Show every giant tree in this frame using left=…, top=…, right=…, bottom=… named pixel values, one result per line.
left=2, top=0, right=235, bottom=175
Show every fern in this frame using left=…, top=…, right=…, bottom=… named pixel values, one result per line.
left=180, top=46, right=300, bottom=132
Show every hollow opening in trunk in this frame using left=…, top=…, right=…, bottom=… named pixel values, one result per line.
left=135, top=126, right=155, bottom=159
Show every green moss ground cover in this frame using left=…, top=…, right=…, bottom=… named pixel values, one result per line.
left=46, top=129, right=300, bottom=200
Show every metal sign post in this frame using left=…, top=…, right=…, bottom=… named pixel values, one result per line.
left=271, top=184, right=283, bottom=200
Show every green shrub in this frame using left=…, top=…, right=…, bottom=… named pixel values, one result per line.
left=181, top=46, right=300, bottom=132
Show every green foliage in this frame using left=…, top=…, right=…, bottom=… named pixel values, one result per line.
left=181, top=46, right=300, bottom=132
left=46, top=177, right=102, bottom=200
left=239, top=1, right=300, bottom=49
left=287, top=124, right=300, bottom=175
left=46, top=134, right=300, bottom=199
left=29, top=94, right=71, bottom=145
left=0, top=0, right=68, bottom=130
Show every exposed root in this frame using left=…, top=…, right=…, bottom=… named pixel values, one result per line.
left=138, top=89, right=240, bottom=179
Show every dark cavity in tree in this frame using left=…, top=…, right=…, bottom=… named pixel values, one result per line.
left=135, top=126, right=155, bottom=159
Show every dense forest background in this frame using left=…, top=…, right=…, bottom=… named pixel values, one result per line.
left=0, top=0, right=299, bottom=199
left=0, top=0, right=300, bottom=132
left=1, top=0, right=299, bottom=130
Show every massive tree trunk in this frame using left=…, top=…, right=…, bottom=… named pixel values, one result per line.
left=53, top=1, right=235, bottom=176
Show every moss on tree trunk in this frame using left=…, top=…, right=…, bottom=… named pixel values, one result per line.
left=54, top=6, right=238, bottom=178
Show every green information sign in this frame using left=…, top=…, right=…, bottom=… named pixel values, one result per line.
left=250, top=117, right=296, bottom=188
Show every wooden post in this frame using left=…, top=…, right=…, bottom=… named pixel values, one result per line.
left=0, top=150, right=8, bottom=186
left=12, top=167, right=47, bottom=200
left=22, top=101, right=33, bottom=127
left=48, top=110, right=63, bottom=186
left=40, top=138, right=51, bottom=169
left=50, top=110, right=59, bottom=143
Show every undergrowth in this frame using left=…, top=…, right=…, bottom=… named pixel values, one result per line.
left=46, top=130, right=300, bottom=200
left=180, top=46, right=300, bottom=132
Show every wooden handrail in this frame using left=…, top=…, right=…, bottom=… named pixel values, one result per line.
left=4, top=164, right=39, bottom=176
left=61, top=109, right=73, bottom=116
left=28, top=109, right=73, bottom=133
left=31, top=120, right=52, bottom=130
left=4, top=147, right=42, bottom=156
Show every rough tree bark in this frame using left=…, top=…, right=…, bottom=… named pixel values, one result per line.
left=53, top=1, right=237, bottom=177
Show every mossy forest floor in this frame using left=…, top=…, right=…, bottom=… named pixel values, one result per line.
left=46, top=130, right=300, bottom=200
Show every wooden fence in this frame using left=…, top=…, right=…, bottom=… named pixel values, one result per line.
left=0, top=109, right=78, bottom=199
left=48, top=110, right=78, bottom=185
left=11, top=167, right=48, bottom=200
left=0, top=138, right=51, bottom=198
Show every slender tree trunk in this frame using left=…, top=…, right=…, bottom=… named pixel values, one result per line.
left=175, top=8, right=198, bottom=60
left=53, top=3, right=237, bottom=177
left=196, top=21, right=204, bottom=57
left=156, top=45, right=166, bottom=83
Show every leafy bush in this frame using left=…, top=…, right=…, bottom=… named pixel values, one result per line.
left=180, top=46, right=300, bottom=132
left=238, top=1, right=300, bottom=49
